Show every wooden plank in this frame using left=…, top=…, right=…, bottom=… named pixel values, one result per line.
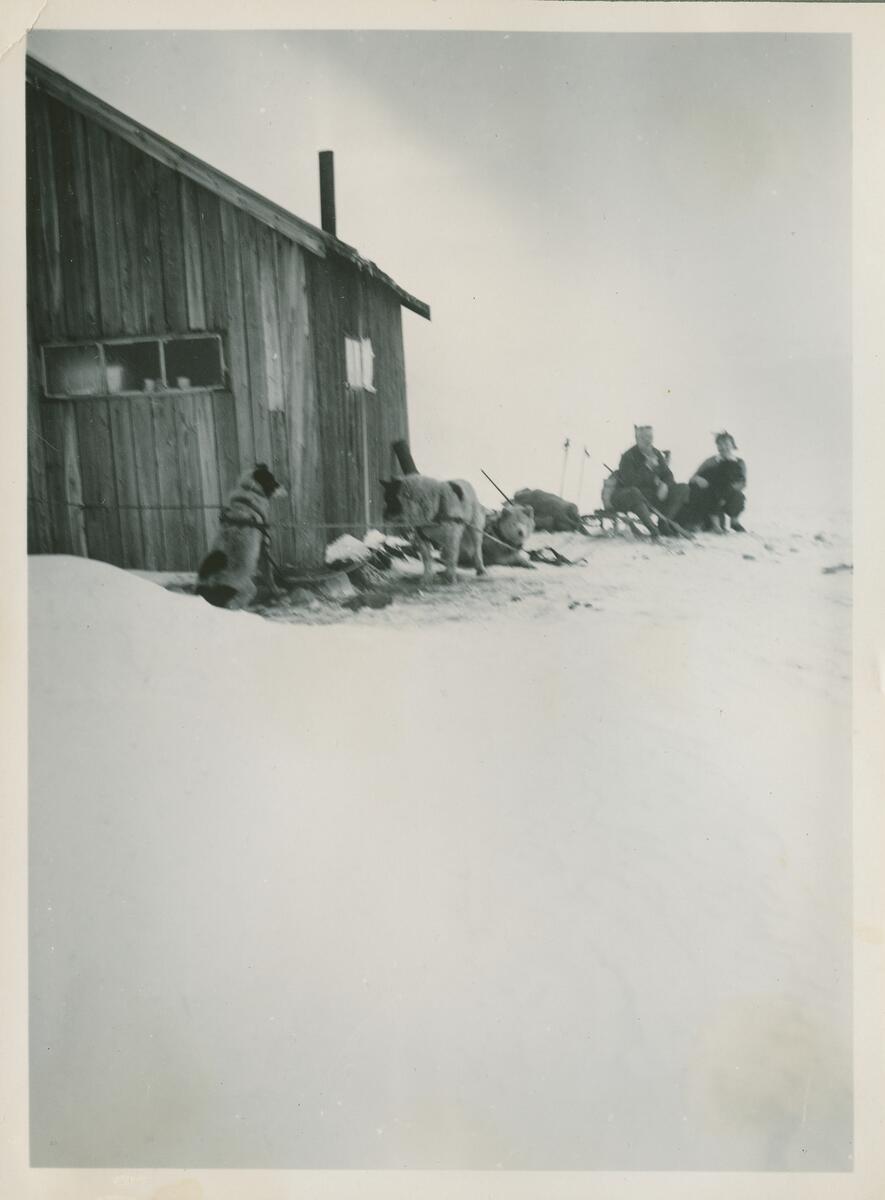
left=364, top=282, right=384, bottom=517
left=390, top=299, right=408, bottom=428
left=60, top=408, right=88, bottom=555
left=286, top=240, right=314, bottom=556
left=345, top=269, right=366, bottom=530
left=308, top=257, right=335, bottom=520
left=74, top=399, right=123, bottom=564
left=237, top=209, right=272, bottom=465
left=110, top=135, right=145, bottom=334
left=26, top=500, right=38, bottom=555
left=258, top=224, right=284, bottom=413
left=108, top=399, right=145, bottom=567
left=36, top=403, right=68, bottom=554
left=305, top=255, right=343, bottom=540
left=276, top=238, right=330, bottom=568
left=258, top=228, right=294, bottom=555
left=365, top=280, right=409, bottom=523
left=31, top=89, right=66, bottom=339
left=354, top=275, right=372, bottom=530
left=155, top=163, right=188, bottom=332
left=193, top=392, right=223, bottom=550
left=180, top=177, right=206, bottom=331
left=274, top=237, right=299, bottom=437
left=27, top=56, right=329, bottom=260
left=151, top=397, right=188, bottom=570
left=27, top=376, right=49, bottom=553
left=297, top=308, right=326, bottom=569
left=331, top=259, right=364, bottom=533
left=212, top=389, right=240, bottom=496
left=27, top=335, right=54, bottom=552
left=45, top=95, right=81, bottom=339
left=84, top=119, right=123, bottom=336
left=39, top=402, right=86, bottom=554
left=68, top=111, right=101, bottom=337
left=173, top=393, right=209, bottom=569
left=388, top=304, right=410, bottom=475
left=197, top=187, right=226, bottom=332
left=269, top=410, right=295, bottom=562
left=129, top=397, right=166, bottom=569
left=218, top=201, right=254, bottom=466
left=138, top=154, right=166, bottom=335
left=358, top=391, right=372, bottom=531
left=32, top=403, right=67, bottom=552
left=273, top=237, right=303, bottom=564
left=346, top=383, right=363, bottom=531
left=26, top=88, right=59, bottom=345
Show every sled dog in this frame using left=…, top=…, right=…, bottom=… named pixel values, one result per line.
left=380, top=474, right=486, bottom=584
left=196, top=464, right=287, bottom=609
left=463, top=502, right=535, bottom=568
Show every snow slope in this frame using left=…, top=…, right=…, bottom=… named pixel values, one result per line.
left=28, top=522, right=852, bottom=1169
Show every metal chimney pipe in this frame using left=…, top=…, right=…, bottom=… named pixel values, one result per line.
left=319, top=150, right=337, bottom=237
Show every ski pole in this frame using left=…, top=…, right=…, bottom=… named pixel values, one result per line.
left=481, top=470, right=512, bottom=504
left=576, top=445, right=589, bottom=507
left=647, top=502, right=695, bottom=541
left=559, top=438, right=571, bottom=497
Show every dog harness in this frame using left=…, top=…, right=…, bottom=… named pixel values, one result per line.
left=219, top=490, right=271, bottom=538
left=484, top=514, right=522, bottom=550
left=423, top=482, right=473, bottom=530
left=220, top=510, right=270, bottom=535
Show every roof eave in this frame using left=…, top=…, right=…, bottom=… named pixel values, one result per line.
left=325, top=237, right=431, bottom=320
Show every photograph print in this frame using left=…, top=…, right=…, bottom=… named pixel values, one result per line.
left=26, top=29, right=852, bottom=1171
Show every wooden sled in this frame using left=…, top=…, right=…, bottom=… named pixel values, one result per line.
left=583, top=509, right=646, bottom=537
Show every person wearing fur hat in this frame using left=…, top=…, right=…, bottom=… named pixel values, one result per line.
left=682, top=432, right=747, bottom=532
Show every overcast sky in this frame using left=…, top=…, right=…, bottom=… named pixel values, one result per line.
left=28, top=30, right=851, bottom=514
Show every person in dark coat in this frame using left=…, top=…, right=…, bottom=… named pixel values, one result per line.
left=682, top=432, right=748, bottom=532
left=608, top=425, right=690, bottom=536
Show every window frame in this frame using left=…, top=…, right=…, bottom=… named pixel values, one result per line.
left=39, top=332, right=227, bottom=399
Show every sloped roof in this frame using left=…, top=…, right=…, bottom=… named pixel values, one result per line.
left=26, top=55, right=430, bottom=320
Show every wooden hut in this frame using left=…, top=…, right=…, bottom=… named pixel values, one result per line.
left=25, top=55, right=430, bottom=572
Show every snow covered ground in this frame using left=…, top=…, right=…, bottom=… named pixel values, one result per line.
left=28, top=512, right=853, bottom=1170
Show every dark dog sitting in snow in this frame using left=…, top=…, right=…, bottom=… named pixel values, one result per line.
left=461, top=501, right=536, bottom=568
left=512, top=488, right=587, bottom=534
left=196, top=464, right=287, bottom=609
left=380, top=475, right=486, bottom=585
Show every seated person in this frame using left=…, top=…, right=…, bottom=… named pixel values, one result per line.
left=683, top=432, right=747, bottom=532
left=608, top=425, right=689, bottom=536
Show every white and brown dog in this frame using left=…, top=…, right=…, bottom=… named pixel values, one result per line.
left=467, top=501, right=536, bottom=568
left=380, top=474, right=486, bottom=584
left=197, top=463, right=287, bottom=609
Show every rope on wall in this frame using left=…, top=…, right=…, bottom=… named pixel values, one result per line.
left=26, top=496, right=386, bottom=534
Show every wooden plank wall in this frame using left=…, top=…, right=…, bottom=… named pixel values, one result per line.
left=363, top=277, right=410, bottom=520
left=26, top=80, right=348, bottom=571
left=306, top=256, right=361, bottom=535
left=306, top=256, right=411, bottom=537
left=275, top=236, right=325, bottom=569
left=27, top=85, right=88, bottom=558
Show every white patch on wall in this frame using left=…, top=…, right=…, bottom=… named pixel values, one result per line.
left=345, top=336, right=376, bottom=393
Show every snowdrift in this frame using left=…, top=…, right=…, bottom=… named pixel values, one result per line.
left=28, top=536, right=852, bottom=1169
